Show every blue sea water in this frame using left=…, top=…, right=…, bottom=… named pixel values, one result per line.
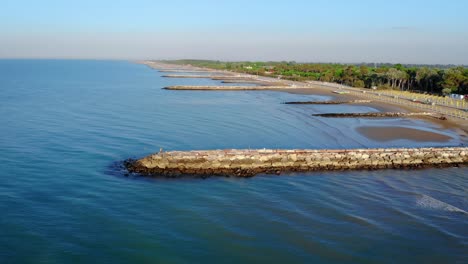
left=0, top=60, right=466, bottom=263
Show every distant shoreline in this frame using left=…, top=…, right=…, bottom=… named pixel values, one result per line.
left=139, top=60, right=468, bottom=143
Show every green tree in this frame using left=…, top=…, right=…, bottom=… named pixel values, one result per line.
left=353, top=80, right=365, bottom=88
left=442, top=67, right=465, bottom=93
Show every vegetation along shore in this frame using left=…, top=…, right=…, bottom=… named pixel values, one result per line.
left=162, top=60, right=468, bottom=95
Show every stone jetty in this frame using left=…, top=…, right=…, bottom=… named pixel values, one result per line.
left=285, top=100, right=372, bottom=105
left=159, top=70, right=214, bottom=73
left=221, top=80, right=269, bottom=85
left=162, top=75, right=226, bottom=79
left=164, top=85, right=308, bottom=90
left=162, top=74, right=263, bottom=82
left=210, top=76, right=257, bottom=81
left=126, top=147, right=467, bottom=177
left=312, top=112, right=439, bottom=118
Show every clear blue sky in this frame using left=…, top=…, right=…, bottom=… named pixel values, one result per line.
left=1, top=0, right=467, bottom=64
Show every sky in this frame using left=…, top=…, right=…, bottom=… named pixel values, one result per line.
left=1, top=0, right=467, bottom=64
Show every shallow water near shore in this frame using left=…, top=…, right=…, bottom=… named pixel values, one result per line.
left=0, top=60, right=466, bottom=263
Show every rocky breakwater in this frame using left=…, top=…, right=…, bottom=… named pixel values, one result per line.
left=221, top=80, right=277, bottom=86
left=159, top=70, right=214, bottom=73
left=210, top=76, right=257, bottom=81
left=164, top=85, right=308, bottom=91
left=125, top=147, right=468, bottom=177
left=312, top=112, right=445, bottom=119
left=285, top=100, right=372, bottom=105
left=162, top=75, right=227, bottom=79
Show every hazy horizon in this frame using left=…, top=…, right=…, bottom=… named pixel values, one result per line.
left=1, top=0, right=467, bottom=64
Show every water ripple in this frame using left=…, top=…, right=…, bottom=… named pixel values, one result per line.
left=1, top=60, right=467, bottom=263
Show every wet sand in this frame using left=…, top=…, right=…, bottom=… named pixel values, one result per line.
left=280, top=88, right=468, bottom=142
left=356, top=126, right=453, bottom=142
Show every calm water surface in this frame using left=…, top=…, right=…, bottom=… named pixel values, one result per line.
left=0, top=60, right=466, bottom=263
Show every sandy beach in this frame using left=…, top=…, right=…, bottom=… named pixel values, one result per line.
left=356, top=126, right=454, bottom=142
left=281, top=88, right=468, bottom=142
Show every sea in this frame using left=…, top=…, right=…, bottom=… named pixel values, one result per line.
left=0, top=60, right=466, bottom=263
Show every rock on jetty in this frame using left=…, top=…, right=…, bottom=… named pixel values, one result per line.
left=210, top=76, right=257, bottom=81
left=126, top=147, right=467, bottom=177
left=312, top=112, right=438, bottom=118
left=159, top=70, right=214, bottom=73
left=162, top=75, right=225, bottom=79
left=285, top=100, right=372, bottom=105
left=221, top=80, right=271, bottom=86
left=164, top=85, right=309, bottom=90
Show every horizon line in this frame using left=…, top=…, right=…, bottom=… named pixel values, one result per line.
left=1, top=57, right=467, bottom=67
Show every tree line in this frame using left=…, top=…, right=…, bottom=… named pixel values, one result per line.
left=163, top=60, right=468, bottom=95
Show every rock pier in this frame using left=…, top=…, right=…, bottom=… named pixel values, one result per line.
left=221, top=80, right=271, bottom=86
left=159, top=70, right=214, bottom=73
left=162, top=75, right=227, bottom=79
left=312, top=112, right=439, bottom=118
left=210, top=76, right=259, bottom=81
left=126, top=147, right=467, bottom=177
left=164, top=85, right=308, bottom=90
left=285, top=100, right=372, bottom=105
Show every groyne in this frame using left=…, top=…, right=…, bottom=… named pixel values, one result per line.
left=161, top=75, right=266, bottom=82
left=285, top=100, right=372, bottom=105
left=126, top=147, right=467, bottom=177
left=159, top=70, right=214, bottom=73
left=162, top=75, right=226, bottom=79
left=221, top=80, right=270, bottom=86
left=211, top=76, right=257, bottom=81
left=164, top=85, right=308, bottom=90
left=312, top=112, right=440, bottom=118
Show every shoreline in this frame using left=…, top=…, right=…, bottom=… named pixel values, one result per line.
left=280, top=88, right=468, bottom=141
left=140, top=60, right=468, bottom=144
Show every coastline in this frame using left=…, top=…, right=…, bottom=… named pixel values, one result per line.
left=281, top=87, right=468, bottom=140
left=140, top=60, right=468, bottom=144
